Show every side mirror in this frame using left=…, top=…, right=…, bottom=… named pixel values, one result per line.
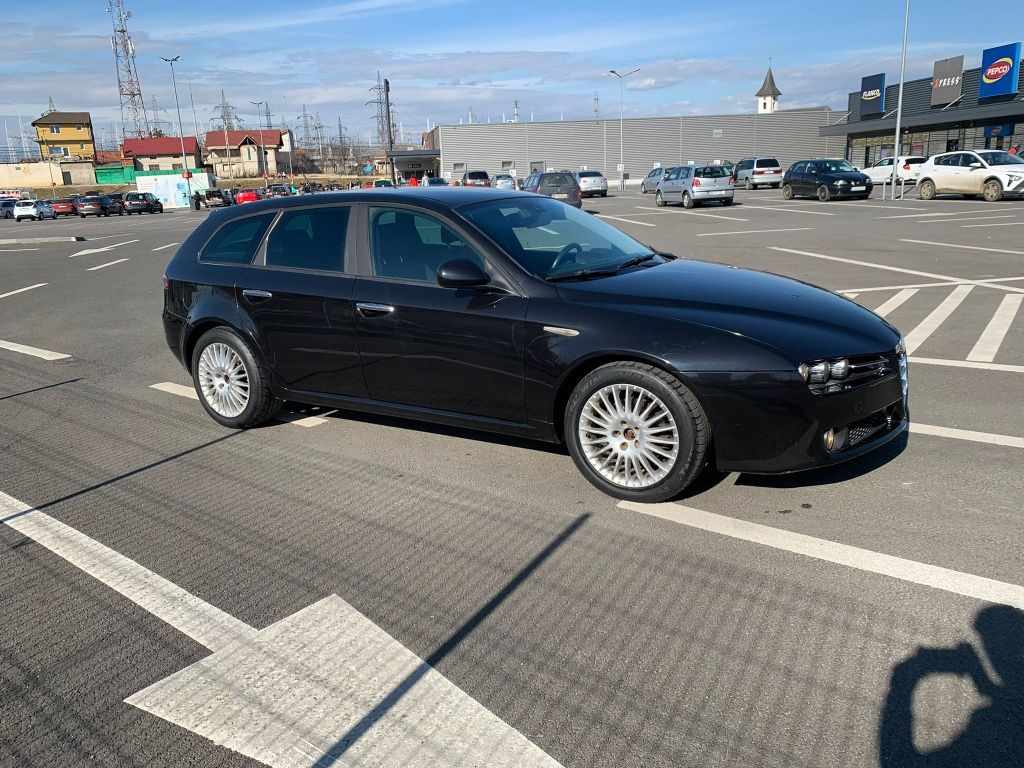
left=809, top=168, right=818, bottom=176
left=437, top=259, right=490, bottom=288
left=970, top=162, right=983, bottom=169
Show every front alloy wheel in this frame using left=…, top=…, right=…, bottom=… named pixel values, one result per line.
left=782, top=183, right=794, bottom=200
left=817, top=185, right=831, bottom=202
left=918, top=180, right=936, bottom=200
left=983, top=179, right=1003, bottom=203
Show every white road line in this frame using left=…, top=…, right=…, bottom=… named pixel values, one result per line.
left=86, top=258, right=130, bottom=271
left=838, top=276, right=1024, bottom=293
left=274, top=411, right=330, bottom=428
left=697, top=227, right=814, bottom=237
left=873, top=288, right=919, bottom=317
left=768, top=247, right=1024, bottom=294
left=69, top=239, right=140, bottom=258
left=900, top=239, right=1024, bottom=256
left=150, top=381, right=198, bottom=399
left=832, top=202, right=927, bottom=211
left=0, top=248, right=40, bottom=252
left=910, top=356, right=1024, bottom=373
left=919, top=215, right=1015, bottom=224
left=0, top=489, right=559, bottom=767
left=966, top=294, right=1024, bottom=363
left=910, top=423, right=1024, bottom=449
left=841, top=292, right=859, bottom=298
left=618, top=501, right=1024, bottom=609
left=739, top=205, right=835, bottom=216
left=0, top=491, right=254, bottom=651
left=0, top=340, right=70, bottom=361
left=637, top=206, right=747, bottom=221
left=962, top=221, right=1024, bottom=229
left=151, top=242, right=179, bottom=251
left=150, top=382, right=328, bottom=427
left=880, top=212, right=961, bottom=219
left=903, top=285, right=973, bottom=354
left=0, top=283, right=47, bottom=300
left=595, top=214, right=656, bottom=227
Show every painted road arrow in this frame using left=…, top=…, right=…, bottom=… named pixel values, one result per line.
left=69, top=239, right=139, bottom=258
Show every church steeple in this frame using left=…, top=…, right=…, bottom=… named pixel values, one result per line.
left=756, top=67, right=781, bottom=114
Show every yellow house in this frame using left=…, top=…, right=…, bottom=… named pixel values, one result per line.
left=31, top=111, right=96, bottom=161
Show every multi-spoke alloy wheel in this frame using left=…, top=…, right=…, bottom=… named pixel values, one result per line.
left=578, top=383, right=679, bottom=489
left=197, top=342, right=250, bottom=417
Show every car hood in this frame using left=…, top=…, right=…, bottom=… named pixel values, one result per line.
left=556, top=259, right=900, bottom=363
left=825, top=171, right=871, bottom=183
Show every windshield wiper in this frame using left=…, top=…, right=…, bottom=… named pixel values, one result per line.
left=614, top=253, right=659, bottom=271
left=546, top=268, right=620, bottom=282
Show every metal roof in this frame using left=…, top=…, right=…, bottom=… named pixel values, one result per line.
left=756, top=68, right=781, bottom=98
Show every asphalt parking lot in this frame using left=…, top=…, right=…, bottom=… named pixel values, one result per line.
left=1, top=189, right=1022, bottom=767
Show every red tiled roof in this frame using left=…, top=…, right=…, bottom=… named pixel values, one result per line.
left=204, top=130, right=284, bottom=149
left=122, top=137, right=199, bottom=157
left=94, top=150, right=124, bottom=165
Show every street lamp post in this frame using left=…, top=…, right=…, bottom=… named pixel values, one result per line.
left=608, top=68, right=639, bottom=191
left=250, top=100, right=267, bottom=189
left=160, top=56, right=193, bottom=209
left=890, top=0, right=911, bottom=196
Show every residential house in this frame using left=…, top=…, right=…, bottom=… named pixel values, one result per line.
left=204, top=130, right=285, bottom=179
left=31, top=111, right=96, bottom=161
left=122, top=137, right=202, bottom=172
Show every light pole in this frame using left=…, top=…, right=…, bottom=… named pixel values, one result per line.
left=250, top=100, right=267, bottom=189
left=161, top=56, right=193, bottom=209
left=608, top=68, right=639, bottom=190
left=890, top=0, right=911, bottom=197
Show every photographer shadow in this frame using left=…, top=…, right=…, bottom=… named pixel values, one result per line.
left=879, top=604, right=1023, bottom=767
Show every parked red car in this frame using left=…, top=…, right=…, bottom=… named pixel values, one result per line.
left=234, top=189, right=259, bottom=204
left=49, top=199, right=76, bottom=217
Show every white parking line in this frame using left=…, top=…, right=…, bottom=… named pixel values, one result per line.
left=832, top=202, right=927, bottom=211
left=0, top=490, right=560, bottom=768
left=961, top=221, right=1024, bottom=229
left=152, top=242, right=179, bottom=251
left=872, top=288, right=918, bottom=317
left=0, top=283, right=47, bottom=300
left=595, top=214, right=656, bottom=227
left=919, top=215, right=1015, bottom=224
left=274, top=411, right=330, bottom=428
left=903, top=285, right=973, bottom=354
left=0, top=248, right=40, bottom=252
left=86, top=258, right=130, bottom=271
left=910, top=423, right=1024, bottom=449
left=69, top=239, right=140, bottom=258
left=880, top=212, right=961, bottom=219
left=739, top=205, right=835, bottom=216
left=841, top=292, right=859, bottom=298
left=910, top=356, right=1024, bottom=373
left=899, top=239, right=1024, bottom=256
left=967, top=294, right=1024, bottom=363
left=150, top=381, right=197, bottom=399
left=0, top=340, right=70, bottom=361
left=150, top=382, right=330, bottom=428
left=634, top=206, right=746, bottom=221
left=618, top=501, right=1024, bottom=609
left=697, top=227, right=814, bottom=237
left=838, top=276, right=1024, bottom=293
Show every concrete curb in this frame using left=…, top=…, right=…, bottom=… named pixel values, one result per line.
left=0, top=236, right=86, bottom=245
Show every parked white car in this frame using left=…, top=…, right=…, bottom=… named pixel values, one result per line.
left=13, top=199, right=55, bottom=221
left=734, top=156, right=782, bottom=189
left=863, top=155, right=927, bottom=184
left=917, top=150, right=1024, bottom=202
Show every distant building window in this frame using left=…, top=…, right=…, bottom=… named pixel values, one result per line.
left=49, top=146, right=64, bottom=156
left=148, top=164, right=160, bottom=171
left=49, top=125, right=61, bottom=134
left=453, top=162, right=466, bottom=173
left=501, top=161, right=513, bottom=171
left=80, top=143, right=86, bottom=150
left=172, top=163, right=183, bottom=170
left=76, top=124, right=83, bottom=131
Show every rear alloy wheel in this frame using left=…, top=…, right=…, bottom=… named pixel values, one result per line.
left=745, top=178, right=753, bottom=190
left=983, top=179, right=1003, bottom=203
left=565, top=362, right=708, bottom=502
left=191, top=327, right=281, bottom=428
left=816, top=185, right=831, bottom=202
left=655, top=190, right=666, bottom=207
left=782, top=183, right=794, bottom=200
left=918, top=180, right=936, bottom=200
left=682, top=192, right=694, bottom=209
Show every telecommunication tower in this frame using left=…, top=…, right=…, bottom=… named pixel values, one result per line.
left=107, top=0, right=150, bottom=138
left=367, top=72, right=390, bottom=149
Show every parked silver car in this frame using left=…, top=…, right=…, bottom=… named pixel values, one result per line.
left=655, top=164, right=734, bottom=208
left=574, top=170, right=608, bottom=197
left=734, top=156, right=782, bottom=189
left=493, top=173, right=516, bottom=190
left=13, top=199, right=55, bottom=221
left=641, top=166, right=671, bottom=193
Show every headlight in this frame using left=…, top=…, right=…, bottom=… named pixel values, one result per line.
left=830, top=359, right=850, bottom=379
left=895, top=337, right=906, bottom=356
left=799, top=358, right=851, bottom=389
left=834, top=179, right=849, bottom=186
left=808, top=361, right=829, bottom=383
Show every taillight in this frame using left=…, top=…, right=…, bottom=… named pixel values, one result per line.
left=903, top=162, right=910, bottom=170
left=692, top=178, right=701, bottom=187
left=162, top=275, right=170, bottom=290
left=484, top=180, right=491, bottom=187
left=728, top=176, right=735, bottom=185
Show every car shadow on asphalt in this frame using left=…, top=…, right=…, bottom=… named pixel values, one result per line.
left=0, top=378, right=82, bottom=401
left=879, top=604, right=1023, bottom=768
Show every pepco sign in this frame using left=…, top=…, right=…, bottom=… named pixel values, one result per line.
left=978, top=42, right=1021, bottom=98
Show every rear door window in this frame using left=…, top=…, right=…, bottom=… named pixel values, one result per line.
left=200, top=213, right=277, bottom=264
left=756, top=158, right=780, bottom=168
left=265, top=206, right=350, bottom=272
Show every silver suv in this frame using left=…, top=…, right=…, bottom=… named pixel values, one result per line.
left=734, top=157, right=782, bottom=189
left=655, top=164, right=734, bottom=208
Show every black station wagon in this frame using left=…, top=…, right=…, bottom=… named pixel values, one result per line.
left=163, top=188, right=908, bottom=501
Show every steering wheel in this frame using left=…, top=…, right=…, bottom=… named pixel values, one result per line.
left=549, top=242, right=583, bottom=273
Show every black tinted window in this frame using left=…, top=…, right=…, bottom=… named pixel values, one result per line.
left=694, top=166, right=729, bottom=178
left=265, top=206, right=350, bottom=272
left=756, top=158, right=780, bottom=168
left=578, top=171, right=602, bottom=178
left=200, top=213, right=276, bottom=264
left=467, top=171, right=488, bottom=180
left=370, top=207, right=484, bottom=283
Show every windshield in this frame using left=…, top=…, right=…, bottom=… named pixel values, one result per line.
left=819, top=159, right=858, bottom=173
left=977, top=151, right=1024, bottom=167
left=540, top=173, right=575, bottom=186
left=460, top=197, right=655, bottom=280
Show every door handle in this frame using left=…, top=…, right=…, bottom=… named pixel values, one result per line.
left=356, top=302, right=395, bottom=317
left=242, top=289, right=272, bottom=301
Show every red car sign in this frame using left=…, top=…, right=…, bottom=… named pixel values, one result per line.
left=983, top=57, right=1013, bottom=83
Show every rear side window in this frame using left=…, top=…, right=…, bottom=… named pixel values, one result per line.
left=200, top=213, right=276, bottom=264
left=467, top=171, right=488, bottom=180
left=905, top=157, right=925, bottom=165
left=756, top=158, right=780, bottom=168
left=265, top=206, right=350, bottom=272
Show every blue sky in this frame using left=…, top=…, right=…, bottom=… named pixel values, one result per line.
left=0, top=0, right=1012, bottom=150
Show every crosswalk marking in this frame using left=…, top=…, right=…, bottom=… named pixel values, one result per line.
left=967, top=294, right=1024, bottom=363
left=903, top=285, right=973, bottom=355
left=873, top=288, right=918, bottom=317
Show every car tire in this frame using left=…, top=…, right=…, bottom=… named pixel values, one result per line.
left=918, top=180, right=936, bottom=200
left=816, top=185, right=831, bottom=202
left=14, top=217, right=21, bottom=222
left=564, top=362, right=709, bottom=502
left=722, top=197, right=733, bottom=206
left=80, top=214, right=86, bottom=218
left=601, top=192, right=607, bottom=197
left=682, top=192, right=694, bottom=209
left=641, top=186, right=648, bottom=194
left=782, top=183, right=794, bottom=200
left=983, top=179, right=1003, bottom=203
left=190, top=327, right=282, bottom=429
left=744, top=178, right=753, bottom=190
left=655, top=190, right=665, bottom=207
left=771, top=183, right=780, bottom=189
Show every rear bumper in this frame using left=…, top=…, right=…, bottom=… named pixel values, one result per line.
left=749, top=173, right=782, bottom=185
left=693, top=190, right=734, bottom=201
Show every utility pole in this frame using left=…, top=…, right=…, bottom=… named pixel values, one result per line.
left=890, top=0, right=911, bottom=195
left=513, top=100, right=520, bottom=123
left=383, top=78, right=396, bottom=184
left=187, top=81, right=201, bottom=148
left=608, top=67, right=640, bottom=190
left=250, top=100, right=267, bottom=187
